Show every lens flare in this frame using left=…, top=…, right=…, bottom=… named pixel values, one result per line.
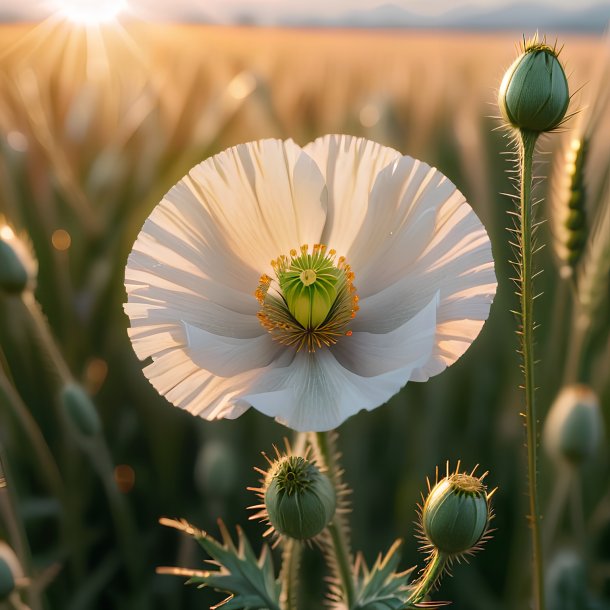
left=54, top=0, right=128, bottom=25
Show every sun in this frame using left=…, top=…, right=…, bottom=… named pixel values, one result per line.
left=53, top=0, right=128, bottom=25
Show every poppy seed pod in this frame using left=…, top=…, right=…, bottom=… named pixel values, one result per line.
left=543, top=384, right=603, bottom=466
left=422, top=471, right=491, bottom=555
left=264, top=455, right=335, bottom=540
left=499, top=41, right=569, bottom=132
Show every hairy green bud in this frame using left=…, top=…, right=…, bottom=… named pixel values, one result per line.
left=422, top=471, right=490, bottom=555
left=264, top=455, right=335, bottom=540
left=499, top=40, right=569, bottom=132
left=60, top=383, right=102, bottom=438
left=543, top=384, right=603, bottom=466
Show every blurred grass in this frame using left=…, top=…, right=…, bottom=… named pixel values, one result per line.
left=0, top=20, right=608, bottom=610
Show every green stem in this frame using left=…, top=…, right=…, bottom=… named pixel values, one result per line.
left=19, top=294, right=142, bottom=596
left=280, top=538, right=301, bottom=610
left=518, top=129, right=545, bottom=610
left=0, top=368, right=64, bottom=500
left=85, top=437, right=143, bottom=593
left=406, top=550, right=448, bottom=606
left=275, top=432, right=310, bottom=610
left=313, top=432, right=355, bottom=608
left=0, top=447, right=43, bottom=610
left=0, top=348, right=87, bottom=583
left=20, top=293, right=72, bottom=385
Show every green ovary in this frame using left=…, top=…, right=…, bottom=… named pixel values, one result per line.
left=279, top=253, right=341, bottom=329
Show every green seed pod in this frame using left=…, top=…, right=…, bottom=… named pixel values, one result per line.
left=0, top=224, right=37, bottom=294
left=543, top=384, right=603, bottom=466
left=60, top=383, right=102, bottom=438
left=499, top=40, right=569, bottom=132
left=264, top=455, right=335, bottom=540
left=422, top=472, right=490, bottom=555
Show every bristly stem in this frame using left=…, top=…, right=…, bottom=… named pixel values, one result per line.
left=518, top=129, right=545, bottom=610
left=313, top=431, right=355, bottom=608
left=280, top=538, right=301, bottom=610
left=405, top=550, right=448, bottom=606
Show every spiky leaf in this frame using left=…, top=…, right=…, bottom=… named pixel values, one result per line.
left=350, top=540, right=414, bottom=610
left=159, top=518, right=281, bottom=610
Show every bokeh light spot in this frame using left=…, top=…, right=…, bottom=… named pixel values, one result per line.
left=228, top=72, right=257, bottom=100
left=359, top=103, right=381, bottom=128
left=51, top=229, right=72, bottom=251
left=7, top=131, right=28, bottom=153
left=85, top=358, right=109, bottom=394
left=114, top=465, right=135, bottom=493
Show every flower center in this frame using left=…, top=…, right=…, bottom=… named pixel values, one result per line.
left=255, top=244, right=359, bottom=352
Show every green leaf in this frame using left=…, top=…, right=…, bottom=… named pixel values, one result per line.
left=351, top=540, right=415, bottom=610
left=159, top=518, right=281, bottom=610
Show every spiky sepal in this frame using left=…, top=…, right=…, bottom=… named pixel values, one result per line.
left=158, top=518, right=281, bottom=610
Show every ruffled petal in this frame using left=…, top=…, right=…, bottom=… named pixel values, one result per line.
left=239, top=299, right=437, bottom=431
left=239, top=340, right=434, bottom=432
left=303, top=135, right=401, bottom=258
left=187, top=138, right=327, bottom=271
left=333, top=292, right=438, bottom=376
left=346, top=154, right=496, bottom=381
left=182, top=321, right=282, bottom=377
left=137, top=331, right=294, bottom=422
left=141, top=349, right=252, bottom=421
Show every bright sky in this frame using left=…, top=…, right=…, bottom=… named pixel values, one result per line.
left=2, top=0, right=594, bottom=22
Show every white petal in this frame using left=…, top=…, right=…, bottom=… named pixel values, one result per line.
left=341, top=154, right=496, bottom=381
left=303, top=135, right=401, bottom=257
left=353, top=155, right=460, bottom=295
left=140, top=342, right=293, bottom=423
left=182, top=321, right=282, bottom=377
left=187, top=138, right=327, bottom=271
left=240, top=303, right=436, bottom=432
left=142, top=350, right=252, bottom=420
left=333, top=293, right=438, bottom=376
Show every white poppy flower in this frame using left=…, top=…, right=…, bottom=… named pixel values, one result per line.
left=125, top=135, right=496, bottom=432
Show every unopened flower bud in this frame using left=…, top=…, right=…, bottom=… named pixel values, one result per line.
left=422, top=470, right=491, bottom=555
left=264, top=455, right=335, bottom=540
left=543, top=384, right=603, bottom=466
left=499, top=40, right=569, bottom=132
left=60, top=383, right=102, bottom=438
left=0, top=223, right=37, bottom=294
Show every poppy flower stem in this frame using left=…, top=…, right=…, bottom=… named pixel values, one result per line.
left=406, top=550, right=448, bottom=606
left=279, top=538, right=301, bottom=610
left=313, top=431, right=355, bottom=608
left=517, top=129, right=546, bottom=610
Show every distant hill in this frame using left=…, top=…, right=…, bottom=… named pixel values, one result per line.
left=2, top=2, right=609, bottom=32
left=280, top=2, right=610, bottom=33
